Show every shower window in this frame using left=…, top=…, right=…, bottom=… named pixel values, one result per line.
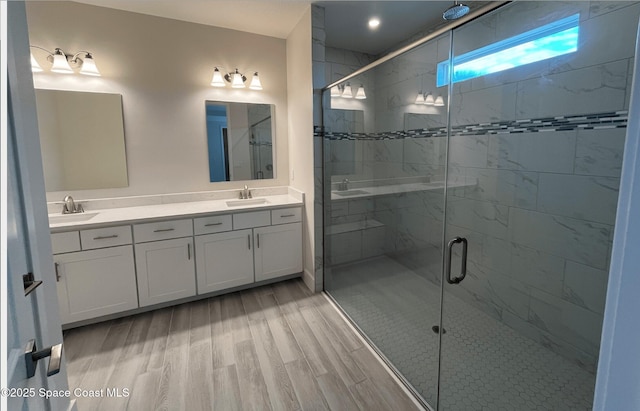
left=436, top=13, right=580, bottom=86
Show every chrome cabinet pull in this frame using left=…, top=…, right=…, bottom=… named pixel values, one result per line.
left=187, top=243, right=191, bottom=260
left=445, top=237, right=468, bottom=284
left=280, top=214, right=295, bottom=218
left=153, top=228, right=175, bottom=233
left=93, top=234, right=118, bottom=240
left=25, top=339, right=63, bottom=378
left=248, top=235, right=251, bottom=250
left=54, top=262, right=61, bottom=282
left=205, top=222, right=223, bottom=227
left=257, top=233, right=260, bottom=248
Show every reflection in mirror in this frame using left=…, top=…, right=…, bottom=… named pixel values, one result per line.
left=205, top=101, right=275, bottom=182
left=35, top=89, right=128, bottom=192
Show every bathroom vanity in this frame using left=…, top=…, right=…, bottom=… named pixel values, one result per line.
left=49, top=189, right=303, bottom=327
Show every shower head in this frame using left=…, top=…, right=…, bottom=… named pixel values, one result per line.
left=443, top=1, right=470, bottom=20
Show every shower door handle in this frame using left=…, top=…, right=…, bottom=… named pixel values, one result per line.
left=445, top=237, right=468, bottom=284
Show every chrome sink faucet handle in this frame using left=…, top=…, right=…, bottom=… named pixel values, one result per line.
left=240, top=185, right=251, bottom=199
left=62, top=195, right=83, bottom=214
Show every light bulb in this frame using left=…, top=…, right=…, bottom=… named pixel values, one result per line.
left=249, top=72, right=262, bottom=90
left=50, top=50, right=73, bottom=74
left=79, top=53, right=100, bottom=76
left=231, top=69, right=245, bottom=88
left=342, top=83, right=353, bottom=98
left=331, top=86, right=341, bottom=97
left=415, top=92, right=425, bottom=104
left=31, top=53, right=43, bottom=73
left=355, top=85, right=366, bottom=100
left=424, top=93, right=435, bottom=105
left=211, top=67, right=225, bottom=87
left=434, top=95, right=445, bottom=106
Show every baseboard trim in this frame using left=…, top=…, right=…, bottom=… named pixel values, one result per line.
left=302, top=268, right=315, bottom=292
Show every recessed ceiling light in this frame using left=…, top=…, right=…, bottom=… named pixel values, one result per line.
left=368, top=17, right=380, bottom=29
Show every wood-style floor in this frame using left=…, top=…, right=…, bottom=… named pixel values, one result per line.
left=63, top=278, right=422, bottom=411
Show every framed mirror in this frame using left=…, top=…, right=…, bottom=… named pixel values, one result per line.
left=205, top=101, right=275, bottom=182
left=35, top=89, right=128, bottom=192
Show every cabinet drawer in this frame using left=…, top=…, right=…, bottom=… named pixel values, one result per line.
left=271, top=207, right=302, bottom=225
left=51, top=231, right=81, bottom=254
left=80, top=226, right=132, bottom=250
left=233, top=210, right=271, bottom=230
left=194, top=214, right=232, bottom=235
left=134, top=219, right=193, bottom=243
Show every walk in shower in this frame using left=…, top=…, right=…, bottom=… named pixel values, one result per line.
left=321, top=1, right=639, bottom=409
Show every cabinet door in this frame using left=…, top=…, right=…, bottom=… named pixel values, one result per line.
left=254, top=222, right=303, bottom=282
left=54, top=245, right=138, bottom=324
left=135, top=237, right=196, bottom=307
left=195, top=229, right=254, bottom=294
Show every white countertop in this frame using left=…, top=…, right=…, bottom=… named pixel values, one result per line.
left=49, top=194, right=303, bottom=232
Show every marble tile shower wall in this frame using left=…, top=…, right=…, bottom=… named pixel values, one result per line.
left=324, top=1, right=640, bottom=372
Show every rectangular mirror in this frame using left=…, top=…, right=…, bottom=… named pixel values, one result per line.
left=205, top=101, right=275, bottom=182
left=35, top=89, right=128, bottom=192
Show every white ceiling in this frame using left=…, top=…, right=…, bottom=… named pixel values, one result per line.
left=73, top=1, right=485, bottom=55
left=74, top=0, right=314, bottom=39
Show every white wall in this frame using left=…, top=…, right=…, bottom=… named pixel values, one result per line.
left=286, top=7, right=315, bottom=290
left=26, top=1, right=290, bottom=201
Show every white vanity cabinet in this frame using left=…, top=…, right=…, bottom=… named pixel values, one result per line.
left=195, top=229, right=254, bottom=294
left=254, top=222, right=303, bottom=282
left=195, top=208, right=303, bottom=294
left=133, top=219, right=196, bottom=307
left=51, top=199, right=304, bottom=326
left=51, top=228, right=138, bottom=324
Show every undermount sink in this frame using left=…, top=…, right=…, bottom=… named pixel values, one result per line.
left=226, top=198, right=269, bottom=207
left=49, top=212, right=99, bottom=224
left=334, top=189, right=369, bottom=197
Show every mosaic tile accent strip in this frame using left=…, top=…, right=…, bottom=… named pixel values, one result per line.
left=318, top=110, right=628, bottom=140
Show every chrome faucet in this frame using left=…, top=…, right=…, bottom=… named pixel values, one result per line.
left=338, top=178, right=349, bottom=191
left=62, top=195, right=83, bottom=214
left=239, top=185, right=252, bottom=199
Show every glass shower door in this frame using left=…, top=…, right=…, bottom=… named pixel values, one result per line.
left=322, top=33, right=452, bottom=408
left=439, top=1, right=637, bottom=409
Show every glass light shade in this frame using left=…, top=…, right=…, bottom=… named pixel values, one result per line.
left=434, top=95, right=445, bottom=106
left=342, top=83, right=353, bottom=98
left=231, top=70, right=245, bottom=88
left=50, top=51, right=73, bottom=74
left=249, top=72, right=263, bottom=90
left=424, top=93, right=435, bottom=105
left=330, top=86, right=341, bottom=97
left=211, top=68, right=226, bottom=87
left=415, top=92, right=425, bottom=104
left=79, top=54, right=101, bottom=76
left=355, top=85, right=366, bottom=100
left=30, top=53, right=43, bottom=73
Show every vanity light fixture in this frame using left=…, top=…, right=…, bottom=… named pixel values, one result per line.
left=330, top=86, right=341, bottom=97
left=30, top=46, right=101, bottom=76
left=30, top=53, right=44, bottom=72
left=355, top=85, right=367, bottom=100
left=425, top=93, right=435, bottom=105
left=211, top=67, right=226, bottom=87
left=342, top=83, right=353, bottom=98
left=210, top=67, right=263, bottom=90
left=415, top=92, right=425, bottom=104
left=434, top=95, right=445, bottom=106
left=249, top=72, right=263, bottom=90
left=231, top=69, right=246, bottom=88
